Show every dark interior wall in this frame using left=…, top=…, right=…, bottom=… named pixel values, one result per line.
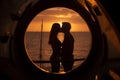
left=0, top=0, right=29, bottom=35
left=99, top=0, right=120, bottom=32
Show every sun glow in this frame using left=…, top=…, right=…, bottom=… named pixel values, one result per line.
left=58, top=22, right=62, bottom=27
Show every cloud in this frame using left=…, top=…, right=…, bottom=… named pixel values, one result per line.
left=31, top=7, right=84, bottom=24
left=36, top=7, right=80, bottom=18
left=28, top=7, right=89, bottom=32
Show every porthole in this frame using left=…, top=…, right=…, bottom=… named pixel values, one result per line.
left=25, top=7, right=92, bottom=73
left=13, top=0, right=103, bottom=79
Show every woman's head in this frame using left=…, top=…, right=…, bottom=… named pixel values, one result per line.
left=49, top=23, right=61, bottom=44
left=51, top=23, right=61, bottom=34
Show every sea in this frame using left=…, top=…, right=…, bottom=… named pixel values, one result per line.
left=25, top=32, right=92, bottom=73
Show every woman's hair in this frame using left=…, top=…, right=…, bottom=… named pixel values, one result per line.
left=48, top=23, right=60, bottom=44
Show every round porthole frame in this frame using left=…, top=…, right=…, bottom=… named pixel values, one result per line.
left=13, top=0, right=103, bottom=80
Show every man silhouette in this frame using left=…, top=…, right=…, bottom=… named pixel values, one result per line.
left=61, top=22, right=74, bottom=72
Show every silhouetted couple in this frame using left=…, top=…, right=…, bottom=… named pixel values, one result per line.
left=48, top=22, right=74, bottom=72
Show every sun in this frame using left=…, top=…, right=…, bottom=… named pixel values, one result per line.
left=58, top=22, right=62, bottom=27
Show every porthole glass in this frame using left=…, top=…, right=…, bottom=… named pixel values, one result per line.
left=24, top=7, right=92, bottom=74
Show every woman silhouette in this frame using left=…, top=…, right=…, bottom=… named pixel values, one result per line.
left=61, top=22, right=74, bottom=72
left=48, top=23, right=62, bottom=72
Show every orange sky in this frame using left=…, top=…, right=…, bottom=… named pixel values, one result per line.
left=26, top=7, right=90, bottom=32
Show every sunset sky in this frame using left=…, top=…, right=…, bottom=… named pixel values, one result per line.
left=26, top=7, right=90, bottom=32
